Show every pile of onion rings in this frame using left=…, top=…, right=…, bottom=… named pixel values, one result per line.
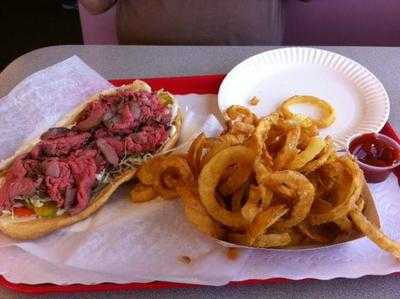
left=130, top=96, right=400, bottom=259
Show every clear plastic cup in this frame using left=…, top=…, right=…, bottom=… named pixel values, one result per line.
left=347, top=133, right=400, bottom=183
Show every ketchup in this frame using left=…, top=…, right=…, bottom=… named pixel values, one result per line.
left=349, top=133, right=400, bottom=183
left=349, top=133, right=400, bottom=167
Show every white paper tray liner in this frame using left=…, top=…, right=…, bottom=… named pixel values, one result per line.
left=0, top=57, right=399, bottom=286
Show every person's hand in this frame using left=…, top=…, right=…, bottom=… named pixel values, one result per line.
left=79, top=0, right=117, bottom=15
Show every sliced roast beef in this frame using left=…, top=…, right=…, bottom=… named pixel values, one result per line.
left=94, top=127, right=112, bottom=139
left=75, top=101, right=107, bottom=131
left=0, top=158, right=40, bottom=210
left=45, top=160, right=73, bottom=207
left=130, top=101, right=141, bottom=120
left=64, top=187, right=77, bottom=210
left=23, top=159, right=42, bottom=179
left=102, top=110, right=115, bottom=123
left=101, top=93, right=123, bottom=107
left=30, top=144, right=42, bottom=160
left=105, top=104, right=138, bottom=134
left=134, top=92, right=171, bottom=125
left=102, top=137, right=125, bottom=157
left=67, top=149, right=98, bottom=214
left=44, top=159, right=60, bottom=177
left=96, top=138, right=119, bottom=166
left=40, top=127, right=72, bottom=140
left=95, top=151, right=108, bottom=173
left=93, top=136, right=123, bottom=171
left=40, top=132, right=91, bottom=157
left=124, top=125, right=168, bottom=154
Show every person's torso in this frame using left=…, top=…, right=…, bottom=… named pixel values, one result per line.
left=116, top=0, right=283, bottom=45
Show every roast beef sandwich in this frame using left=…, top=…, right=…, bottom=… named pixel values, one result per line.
left=0, top=80, right=181, bottom=240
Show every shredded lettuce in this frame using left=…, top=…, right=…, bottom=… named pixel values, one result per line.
left=92, top=153, right=153, bottom=196
left=56, top=209, right=66, bottom=216
left=118, top=153, right=153, bottom=171
left=1, top=210, right=11, bottom=216
left=14, top=194, right=51, bottom=209
left=95, top=169, right=110, bottom=184
left=2, top=205, right=16, bottom=219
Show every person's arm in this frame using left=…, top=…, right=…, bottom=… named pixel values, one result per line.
left=79, top=0, right=117, bottom=15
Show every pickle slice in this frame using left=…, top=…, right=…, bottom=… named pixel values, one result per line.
left=34, top=201, right=58, bottom=218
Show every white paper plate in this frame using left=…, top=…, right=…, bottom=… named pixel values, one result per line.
left=218, top=47, right=390, bottom=146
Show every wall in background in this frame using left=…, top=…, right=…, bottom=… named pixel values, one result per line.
left=284, top=0, right=400, bottom=46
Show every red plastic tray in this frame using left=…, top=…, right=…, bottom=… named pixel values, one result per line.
left=1, top=74, right=399, bottom=294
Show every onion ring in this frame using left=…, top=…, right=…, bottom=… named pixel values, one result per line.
left=262, top=170, right=315, bottom=229
left=178, top=186, right=224, bottom=238
left=227, top=231, right=291, bottom=248
left=153, top=155, right=194, bottom=200
left=274, top=126, right=301, bottom=170
left=136, top=156, right=164, bottom=185
left=312, top=198, right=353, bottom=232
left=288, top=136, right=325, bottom=170
left=229, top=121, right=255, bottom=136
left=297, top=222, right=330, bottom=243
left=200, top=134, right=242, bottom=169
left=253, top=233, right=291, bottom=248
left=219, top=162, right=253, bottom=196
left=246, top=204, right=289, bottom=245
left=130, top=184, right=158, bottom=203
left=225, top=105, right=257, bottom=125
left=279, top=95, right=336, bottom=128
left=187, top=133, right=207, bottom=175
left=198, top=146, right=255, bottom=229
left=301, top=137, right=334, bottom=174
left=241, top=185, right=264, bottom=223
left=250, top=113, right=280, bottom=155
left=231, top=182, right=249, bottom=212
left=309, top=157, right=362, bottom=225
